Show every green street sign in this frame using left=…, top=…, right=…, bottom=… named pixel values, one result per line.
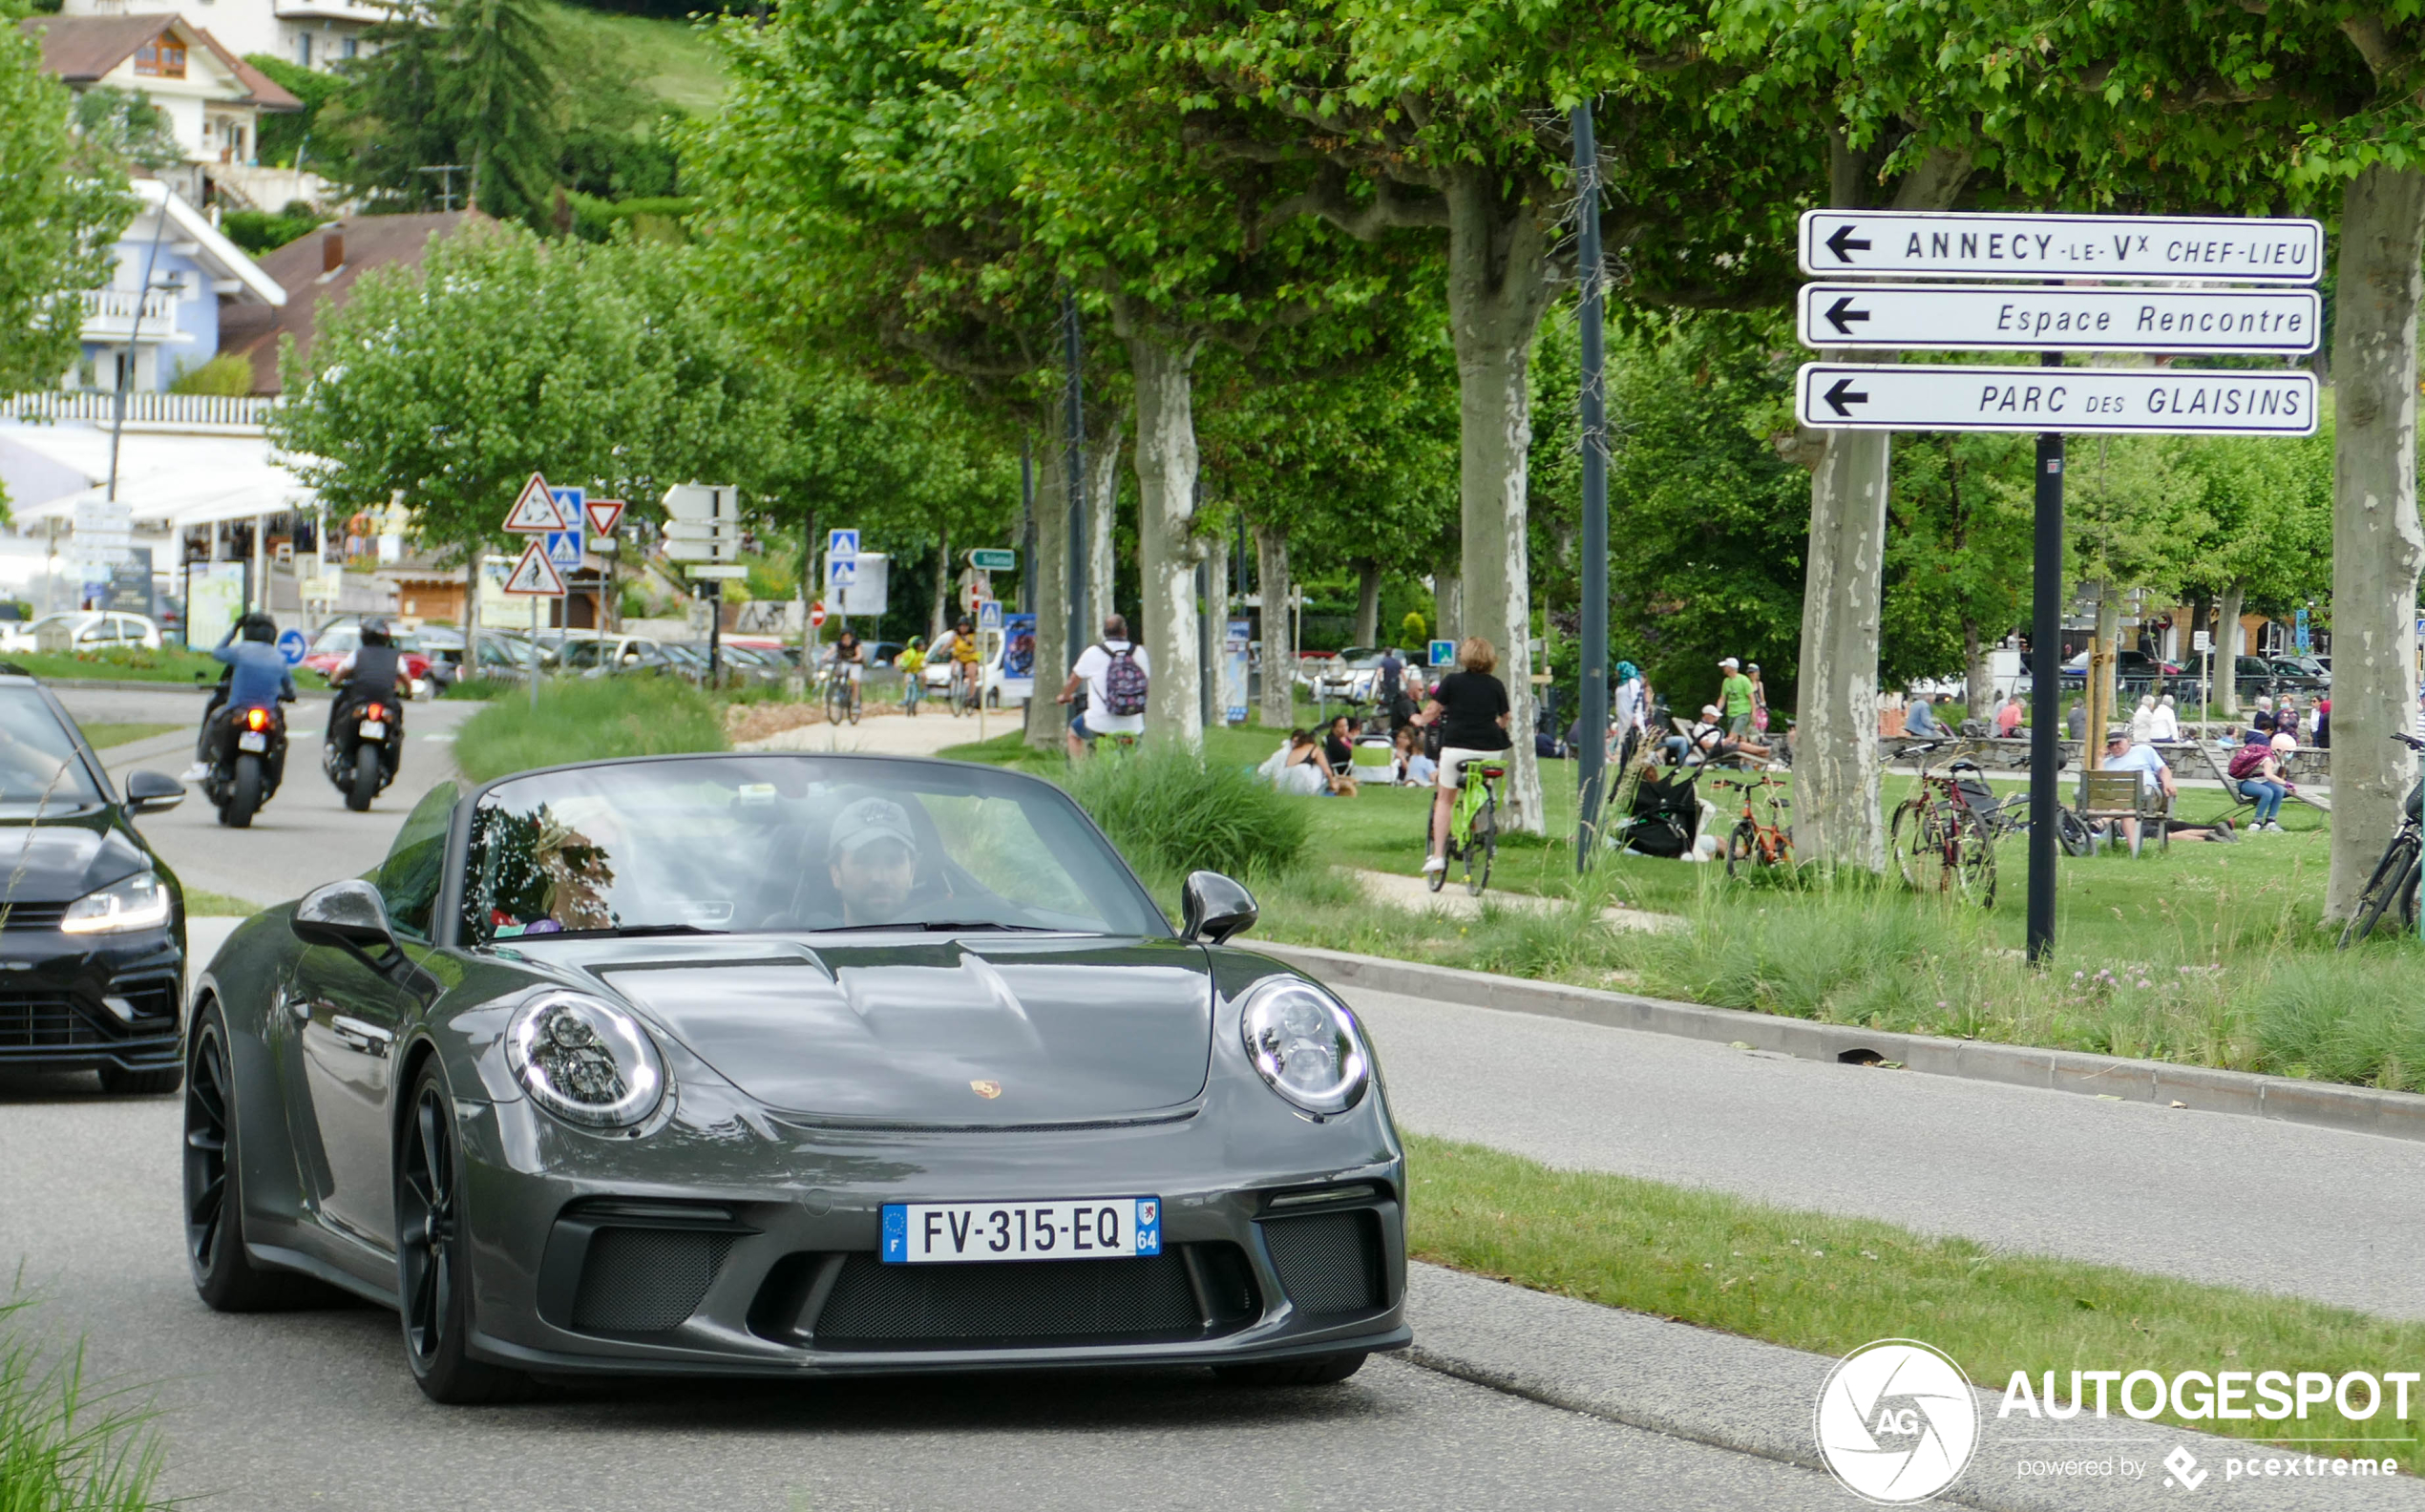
left=968, top=548, right=1017, bottom=572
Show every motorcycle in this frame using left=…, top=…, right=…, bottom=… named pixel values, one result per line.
left=203, top=697, right=291, bottom=828
left=324, top=691, right=403, bottom=812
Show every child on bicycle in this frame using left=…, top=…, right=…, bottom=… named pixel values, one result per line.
left=896, top=636, right=927, bottom=714
left=1409, top=637, right=1510, bottom=876
left=831, top=629, right=865, bottom=715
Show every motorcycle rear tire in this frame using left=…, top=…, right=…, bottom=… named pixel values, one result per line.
left=348, top=746, right=380, bottom=812
left=222, top=753, right=264, bottom=829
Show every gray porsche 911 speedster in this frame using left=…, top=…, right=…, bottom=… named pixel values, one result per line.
left=185, top=752, right=1407, bottom=1402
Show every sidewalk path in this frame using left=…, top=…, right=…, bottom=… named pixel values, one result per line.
left=742, top=706, right=1012, bottom=758
left=1340, top=982, right=2424, bottom=1320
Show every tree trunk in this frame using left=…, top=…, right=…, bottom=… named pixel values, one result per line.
left=1205, top=525, right=1232, bottom=724
left=1791, top=139, right=1972, bottom=871
left=1432, top=567, right=1460, bottom=647
left=2326, top=162, right=2425, bottom=920
left=930, top=526, right=949, bottom=644
left=1963, top=620, right=1993, bottom=722
left=2217, top=582, right=2245, bottom=717
left=1352, top=557, right=1381, bottom=647
left=1089, top=419, right=1123, bottom=637
left=1255, top=520, right=1294, bottom=728
left=1442, top=167, right=1558, bottom=834
left=1024, top=403, right=1071, bottom=750
left=1127, top=333, right=1204, bottom=748
left=2094, top=587, right=2122, bottom=743
left=461, top=549, right=480, bottom=670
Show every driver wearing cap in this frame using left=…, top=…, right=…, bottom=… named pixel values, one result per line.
left=828, top=796, right=922, bottom=926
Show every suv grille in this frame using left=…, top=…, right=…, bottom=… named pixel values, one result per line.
left=1262, top=1210, right=1386, bottom=1317
left=0, top=902, right=70, bottom=932
left=0, top=998, right=105, bottom=1050
left=810, top=1244, right=1255, bottom=1351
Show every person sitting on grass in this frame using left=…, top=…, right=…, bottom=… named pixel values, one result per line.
left=1392, top=724, right=1436, bottom=787
left=1683, top=703, right=1774, bottom=767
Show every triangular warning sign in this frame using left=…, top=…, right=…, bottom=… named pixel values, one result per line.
left=501, top=538, right=566, bottom=596
left=585, top=498, right=625, bottom=537
left=504, top=472, right=568, bottom=534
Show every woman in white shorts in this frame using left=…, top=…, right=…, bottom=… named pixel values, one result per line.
left=1408, top=637, right=1512, bottom=874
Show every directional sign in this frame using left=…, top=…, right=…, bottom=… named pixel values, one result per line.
left=275, top=628, right=308, bottom=666
left=544, top=528, right=583, bottom=569
left=501, top=538, right=566, bottom=596
left=828, top=529, right=859, bottom=560
left=1795, top=362, right=2319, bottom=436
left=969, top=548, right=1017, bottom=572
left=663, top=484, right=737, bottom=524
left=585, top=498, right=626, bottom=538
left=1799, top=210, right=2324, bottom=284
left=504, top=473, right=569, bottom=534
left=1796, top=284, right=2322, bottom=355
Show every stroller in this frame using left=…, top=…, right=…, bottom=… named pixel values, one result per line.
left=1613, top=762, right=1706, bottom=858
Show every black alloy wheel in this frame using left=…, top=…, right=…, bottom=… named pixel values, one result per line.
left=185, top=1008, right=284, bottom=1310
left=396, top=1066, right=532, bottom=1404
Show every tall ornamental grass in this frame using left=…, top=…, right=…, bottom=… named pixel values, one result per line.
left=453, top=675, right=727, bottom=782
left=0, top=1300, right=167, bottom=1512
left=1060, top=747, right=1310, bottom=880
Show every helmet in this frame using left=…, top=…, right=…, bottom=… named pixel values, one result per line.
left=239, top=612, right=278, bottom=643
left=956, top=617, right=973, bottom=631
left=907, top=635, right=924, bottom=648
left=359, top=618, right=391, bottom=646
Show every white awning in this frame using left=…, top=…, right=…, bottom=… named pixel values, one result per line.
left=0, top=420, right=315, bottom=531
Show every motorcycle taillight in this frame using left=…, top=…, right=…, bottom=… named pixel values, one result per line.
left=244, top=707, right=269, bottom=732
left=364, top=704, right=386, bottom=721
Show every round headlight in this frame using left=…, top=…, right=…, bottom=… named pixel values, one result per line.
left=1239, top=978, right=1369, bottom=1117
left=505, top=992, right=665, bottom=1128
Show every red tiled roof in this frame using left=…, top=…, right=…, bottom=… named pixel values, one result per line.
left=18, top=14, right=301, bottom=108
left=220, top=213, right=487, bottom=395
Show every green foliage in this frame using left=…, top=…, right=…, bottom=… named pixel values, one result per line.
left=7, top=647, right=221, bottom=682
left=68, top=87, right=181, bottom=173
left=328, top=0, right=563, bottom=221
left=0, top=1297, right=168, bottom=1512
left=167, top=354, right=256, bottom=397
left=242, top=52, right=347, bottom=168
left=562, top=191, right=696, bottom=243
left=1059, top=748, right=1309, bottom=880
left=220, top=206, right=322, bottom=255
left=1400, top=611, right=1427, bottom=646
left=0, top=31, right=132, bottom=403
left=1883, top=430, right=2035, bottom=687
left=453, top=675, right=727, bottom=782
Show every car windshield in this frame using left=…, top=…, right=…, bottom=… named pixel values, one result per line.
left=462, top=756, right=1167, bottom=943
left=0, top=688, right=101, bottom=813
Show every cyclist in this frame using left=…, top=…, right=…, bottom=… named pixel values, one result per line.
left=935, top=616, right=983, bottom=710
left=896, top=635, right=927, bottom=715
left=830, top=628, right=865, bottom=718
left=1408, top=636, right=1510, bottom=876
left=1059, top=613, right=1150, bottom=757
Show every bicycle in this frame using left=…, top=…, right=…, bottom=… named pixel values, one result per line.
left=820, top=665, right=861, bottom=725
left=948, top=660, right=980, bottom=718
left=2339, top=732, right=2425, bottom=948
left=1426, top=758, right=1502, bottom=897
left=1712, top=770, right=1794, bottom=876
left=1889, top=740, right=1997, bottom=906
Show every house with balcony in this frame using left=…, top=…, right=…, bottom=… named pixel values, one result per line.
left=19, top=12, right=303, bottom=207
left=63, top=0, right=395, bottom=74
left=74, top=178, right=286, bottom=394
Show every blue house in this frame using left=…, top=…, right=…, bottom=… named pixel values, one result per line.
left=77, top=178, right=285, bottom=393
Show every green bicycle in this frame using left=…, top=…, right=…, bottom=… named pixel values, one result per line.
left=1427, top=757, right=1503, bottom=896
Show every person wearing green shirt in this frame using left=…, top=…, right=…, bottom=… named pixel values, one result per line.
left=1719, top=657, right=1756, bottom=738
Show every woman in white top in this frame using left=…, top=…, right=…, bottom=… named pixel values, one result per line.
left=2149, top=693, right=2180, bottom=743
left=2129, top=695, right=2156, bottom=745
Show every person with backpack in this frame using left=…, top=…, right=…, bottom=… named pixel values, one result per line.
left=1058, top=613, right=1151, bottom=756
left=2227, top=727, right=2289, bottom=831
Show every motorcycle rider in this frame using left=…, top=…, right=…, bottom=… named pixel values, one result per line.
left=327, top=618, right=410, bottom=742
left=185, top=612, right=295, bottom=781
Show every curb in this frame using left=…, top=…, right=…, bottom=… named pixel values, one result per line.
left=1255, top=941, right=2425, bottom=1145
left=38, top=677, right=342, bottom=699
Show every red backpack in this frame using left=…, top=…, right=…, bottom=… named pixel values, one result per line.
left=2227, top=743, right=2269, bottom=781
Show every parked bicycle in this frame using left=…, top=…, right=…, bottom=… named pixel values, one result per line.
left=2339, top=732, right=2425, bottom=948
left=1712, top=770, right=1794, bottom=876
left=1890, top=740, right=1998, bottom=906
left=1427, top=757, right=1503, bottom=897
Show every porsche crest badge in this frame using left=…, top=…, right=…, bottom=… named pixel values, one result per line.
left=969, top=1080, right=1002, bottom=1099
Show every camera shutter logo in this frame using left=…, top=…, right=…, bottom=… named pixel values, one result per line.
left=1814, top=1339, right=1980, bottom=1504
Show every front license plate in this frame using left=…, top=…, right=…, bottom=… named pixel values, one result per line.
left=237, top=731, right=267, bottom=752
left=882, top=1197, right=1161, bottom=1264
left=359, top=720, right=386, bottom=739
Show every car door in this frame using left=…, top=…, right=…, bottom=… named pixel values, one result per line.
left=284, top=782, right=457, bottom=1248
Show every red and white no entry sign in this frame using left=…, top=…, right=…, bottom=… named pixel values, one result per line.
left=810, top=601, right=827, bottom=628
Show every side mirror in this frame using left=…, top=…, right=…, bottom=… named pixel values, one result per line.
left=292, top=878, right=396, bottom=953
left=1181, top=871, right=1257, bottom=945
left=123, top=769, right=185, bottom=815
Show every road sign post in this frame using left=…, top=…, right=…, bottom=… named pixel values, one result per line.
left=2028, top=370, right=2064, bottom=966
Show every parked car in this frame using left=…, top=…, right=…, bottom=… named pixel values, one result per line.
left=2058, top=649, right=2181, bottom=690
left=556, top=635, right=675, bottom=678
left=0, top=612, right=162, bottom=655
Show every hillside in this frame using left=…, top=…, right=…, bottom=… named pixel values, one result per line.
left=547, top=1, right=727, bottom=117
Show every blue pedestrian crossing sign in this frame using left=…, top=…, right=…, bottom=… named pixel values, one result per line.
left=275, top=628, right=308, bottom=666
left=978, top=598, right=1002, bottom=631
left=828, top=528, right=859, bottom=560
left=829, top=556, right=857, bottom=589
left=544, top=528, right=583, bottom=569
left=1428, top=640, right=1455, bottom=668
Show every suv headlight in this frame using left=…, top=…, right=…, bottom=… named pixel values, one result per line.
left=59, top=872, right=170, bottom=934
left=1239, top=978, right=1370, bottom=1117
left=505, top=992, right=666, bottom=1128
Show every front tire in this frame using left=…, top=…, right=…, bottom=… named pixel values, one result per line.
left=1725, top=821, right=1756, bottom=878
left=2341, top=833, right=2421, bottom=949
left=185, top=1007, right=285, bottom=1312
left=1465, top=796, right=1496, bottom=896
left=1213, top=1352, right=1368, bottom=1387
left=348, top=746, right=380, bottom=812
left=396, top=1065, right=533, bottom=1404
left=222, top=753, right=264, bottom=829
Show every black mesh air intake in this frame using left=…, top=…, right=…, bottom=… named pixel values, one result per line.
left=569, top=1228, right=735, bottom=1334
left=812, top=1247, right=1240, bottom=1350
left=1262, top=1210, right=1386, bottom=1317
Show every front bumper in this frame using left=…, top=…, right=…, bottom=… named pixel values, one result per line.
left=452, top=1092, right=1410, bottom=1378
left=0, top=922, right=181, bottom=1076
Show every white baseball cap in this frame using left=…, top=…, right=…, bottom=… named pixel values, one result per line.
left=1719, top=657, right=1740, bottom=669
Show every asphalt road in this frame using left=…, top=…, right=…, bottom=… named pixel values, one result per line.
left=1342, top=984, right=2425, bottom=1320
left=57, top=683, right=479, bottom=907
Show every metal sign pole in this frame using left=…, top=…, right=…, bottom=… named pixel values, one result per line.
left=529, top=593, right=540, bottom=712
left=2027, top=354, right=2065, bottom=964
left=1571, top=101, right=1610, bottom=871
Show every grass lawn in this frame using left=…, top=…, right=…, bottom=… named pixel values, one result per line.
left=183, top=889, right=260, bottom=918
left=1409, top=1134, right=2421, bottom=1464
left=13, top=648, right=222, bottom=685
left=547, top=1, right=726, bottom=116
left=942, top=724, right=2425, bottom=1093
left=74, top=722, right=180, bottom=751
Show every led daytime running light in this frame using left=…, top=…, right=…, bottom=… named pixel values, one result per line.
left=58, top=872, right=170, bottom=934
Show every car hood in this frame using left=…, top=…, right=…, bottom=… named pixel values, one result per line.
left=591, top=935, right=1212, bottom=1124
left=0, top=814, right=147, bottom=904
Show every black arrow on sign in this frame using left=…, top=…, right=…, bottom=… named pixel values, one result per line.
left=1825, top=223, right=1871, bottom=263
left=1824, top=296, right=1870, bottom=335
left=1822, top=377, right=1869, bottom=418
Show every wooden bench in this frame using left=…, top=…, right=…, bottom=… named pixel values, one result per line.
left=2076, top=769, right=2171, bottom=856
